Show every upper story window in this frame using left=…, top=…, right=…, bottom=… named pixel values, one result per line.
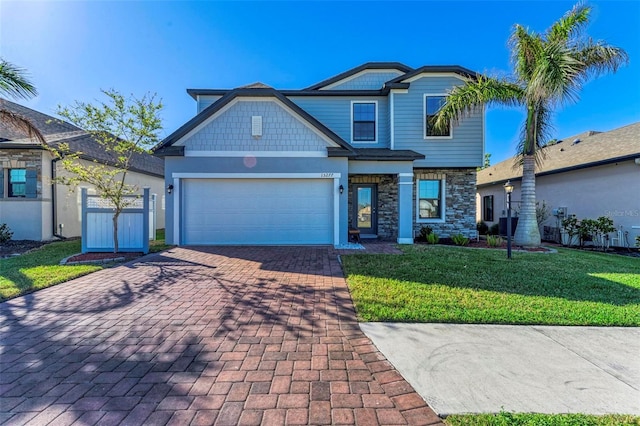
left=424, top=95, right=451, bottom=138
left=9, top=169, right=27, bottom=197
left=417, top=179, right=445, bottom=221
left=351, top=101, right=377, bottom=143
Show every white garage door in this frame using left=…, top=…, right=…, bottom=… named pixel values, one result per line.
left=182, top=178, right=334, bottom=245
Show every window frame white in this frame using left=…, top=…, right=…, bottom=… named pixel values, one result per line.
left=416, top=178, right=446, bottom=223
left=423, top=94, right=453, bottom=140
left=350, top=100, right=378, bottom=144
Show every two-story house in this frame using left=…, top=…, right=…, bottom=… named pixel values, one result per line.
left=154, top=62, right=484, bottom=246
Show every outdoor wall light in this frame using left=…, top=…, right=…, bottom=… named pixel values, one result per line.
left=167, top=184, right=174, bottom=194
left=339, top=184, right=344, bottom=194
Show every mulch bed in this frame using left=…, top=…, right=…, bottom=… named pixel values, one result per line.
left=0, top=240, right=49, bottom=258
left=417, top=237, right=555, bottom=252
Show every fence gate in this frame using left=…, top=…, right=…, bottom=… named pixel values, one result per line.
left=81, top=187, right=150, bottom=253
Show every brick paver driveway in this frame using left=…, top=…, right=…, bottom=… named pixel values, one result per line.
left=1, top=246, right=442, bottom=425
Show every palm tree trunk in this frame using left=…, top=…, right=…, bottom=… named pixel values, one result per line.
left=514, top=154, right=541, bottom=247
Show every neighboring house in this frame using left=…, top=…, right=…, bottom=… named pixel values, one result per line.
left=154, top=62, right=484, bottom=246
left=477, top=122, right=640, bottom=246
left=0, top=99, right=165, bottom=241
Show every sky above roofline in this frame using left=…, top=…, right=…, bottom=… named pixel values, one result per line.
left=2, top=1, right=638, bottom=165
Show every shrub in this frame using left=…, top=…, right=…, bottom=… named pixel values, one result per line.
left=636, top=235, right=640, bottom=248
left=476, top=221, right=489, bottom=235
left=489, top=223, right=500, bottom=236
left=451, top=233, right=470, bottom=246
left=419, top=226, right=433, bottom=240
left=426, top=232, right=440, bottom=244
left=0, top=224, right=13, bottom=243
left=486, top=234, right=503, bottom=247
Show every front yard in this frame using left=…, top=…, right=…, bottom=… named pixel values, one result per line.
left=343, top=245, right=640, bottom=326
left=0, top=231, right=171, bottom=301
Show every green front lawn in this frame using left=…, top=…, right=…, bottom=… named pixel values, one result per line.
left=445, top=412, right=640, bottom=426
left=0, top=240, right=102, bottom=301
left=343, top=246, right=640, bottom=326
left=1, top=229, right=172, bottom=301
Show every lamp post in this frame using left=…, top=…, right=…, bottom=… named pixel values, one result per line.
left=504, top=180, right=514, bottom=259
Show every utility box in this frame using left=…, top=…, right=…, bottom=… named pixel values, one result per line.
left=553, top=207, right=568, bottom=218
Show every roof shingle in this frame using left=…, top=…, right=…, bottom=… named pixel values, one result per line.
left=477, top=122, right=640, bottom=186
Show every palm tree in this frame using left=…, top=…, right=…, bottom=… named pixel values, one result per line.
left=433, top=3, right=628, bottom=247
left=0, top=58, right=45, bottom=143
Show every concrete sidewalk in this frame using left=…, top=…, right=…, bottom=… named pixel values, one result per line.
left=361, top=323, right=640, bottom=416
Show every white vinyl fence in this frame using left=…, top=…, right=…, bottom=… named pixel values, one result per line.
left=81, top=187, right=150, bottom=253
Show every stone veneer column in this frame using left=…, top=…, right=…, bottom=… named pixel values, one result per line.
left=397, top=173, right=414, bottom=244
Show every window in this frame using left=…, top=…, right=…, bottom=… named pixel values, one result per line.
left=8, top=169, right=26, bottom=197
left=352, top=102, right=376, bottom=142
left=483, top=195, right=494, bottom=222
left=425, top=95, right=451, bottom=138
left=417, top=179, right=444, bottom=220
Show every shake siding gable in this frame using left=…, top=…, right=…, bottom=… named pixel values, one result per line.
left=197, top=96, right=223, bottom=113
left=322, top=71, right=403, bottom=90
left=181, top=100, right=330, bottom=153
left=394, top=76, right=483, bottom=167
left=290, top=96, right=390, bottom=148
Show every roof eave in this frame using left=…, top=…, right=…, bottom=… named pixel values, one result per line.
left=477, top=154, right=640, bottom=187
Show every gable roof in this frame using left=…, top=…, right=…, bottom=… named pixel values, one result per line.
left=304, top=62, right=414, bottom=91
left=385, top=65, right=480, bottom=84
left=154, top=87, right=356, bottom=156
left=477, top=122, right=640, bottom=186
left=0, top=98, right=164, bottom=177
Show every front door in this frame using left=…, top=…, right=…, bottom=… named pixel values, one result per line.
left=353, top=184, right=377, bottom=236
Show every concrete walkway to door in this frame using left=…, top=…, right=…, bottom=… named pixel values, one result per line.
left=1, top=246, right=440, bottom=425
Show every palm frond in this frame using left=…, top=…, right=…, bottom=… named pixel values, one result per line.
left=0, top=108, right=45, bottom=143
left=509, top=25, right=544, bottom=83
left=547, top=2, right=590, bottom=43
left=433, top=76, right=525, bottom=132
left=573, top=39, right=629, bottom=79
left=0, top=58, right=38, bottom=100
left=527, top=40, right=583, bottom=106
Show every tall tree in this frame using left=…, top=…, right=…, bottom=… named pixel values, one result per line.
left=0, top=58, right=44, bottom=142
left=49, top=89, right=163, bottom=253
left=433, top=2, right=627, bottom=247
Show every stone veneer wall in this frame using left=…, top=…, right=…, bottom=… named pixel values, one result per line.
left=413, top=168, right=477, bottom=238
left=0, top=149, right=43, bottom=197
left=348, top=175, right=398, bottom=240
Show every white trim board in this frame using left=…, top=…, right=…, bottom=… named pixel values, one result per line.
left=184, top=150, right=327, bottom=158
left=172, top=173, right=341, bottom=179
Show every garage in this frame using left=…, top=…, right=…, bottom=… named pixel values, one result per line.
left=182, top=178, right=334, bottom=245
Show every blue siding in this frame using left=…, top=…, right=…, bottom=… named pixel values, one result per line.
left=393, top=76, right=483, bottom=167
left=182, top=100, right=330, bottom=153
left=322, top=71, right=402, bottom=90
left=197, top=95, right=222, bottom=113
left=290, top=96, right=389, bottom=148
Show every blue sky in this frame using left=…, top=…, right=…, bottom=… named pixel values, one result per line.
left=2, top=1, right=638, bottom=164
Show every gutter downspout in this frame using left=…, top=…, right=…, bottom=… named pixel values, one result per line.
left=51, top=157, right=66, bottom=240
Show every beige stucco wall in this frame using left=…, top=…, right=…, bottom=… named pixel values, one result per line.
left=0, top=149, right=52, bottom=240
left=0, top=149, right=164, bottom=241
left=54, top=157, right=166, bottom=239
left=477, top=159, right=640, bottom=245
